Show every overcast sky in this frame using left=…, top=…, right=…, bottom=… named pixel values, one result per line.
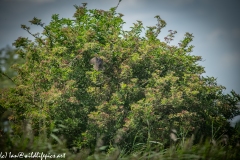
left=0, top=0, right=240, bottom=96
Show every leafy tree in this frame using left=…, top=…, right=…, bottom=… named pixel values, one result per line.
left=0, top=2, right=239, bottom=153
left=0, top=46, right=24, bottom=136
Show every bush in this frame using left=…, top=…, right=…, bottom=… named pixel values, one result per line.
left=0, top=2, right=239, bottom=155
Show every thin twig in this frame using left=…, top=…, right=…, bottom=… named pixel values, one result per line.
left=0, top=71, right=15, bottom=84
left=115, top=0, right=122, bottom=10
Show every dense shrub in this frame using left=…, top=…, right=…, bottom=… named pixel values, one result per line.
left=0, top=2, right=239, bottom=155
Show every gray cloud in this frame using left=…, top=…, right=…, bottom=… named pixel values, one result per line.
left=5, top=0, right=56, bottom=4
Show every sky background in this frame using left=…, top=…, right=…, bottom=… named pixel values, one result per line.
left=0, top=0, right=240, bottom=123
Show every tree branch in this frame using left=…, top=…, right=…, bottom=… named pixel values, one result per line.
left=0, top=71, right=15, bottom=84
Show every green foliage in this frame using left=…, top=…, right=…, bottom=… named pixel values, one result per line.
left=0, top=133, right=239, bottom=160
left=0, top=2, right=240, bottom=156
left=0, top=46, right=24, bottom=88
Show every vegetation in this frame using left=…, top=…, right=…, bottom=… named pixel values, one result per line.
left=0, top=46, right=24, bottom=88
left=0, top=1, right=240, bottom=159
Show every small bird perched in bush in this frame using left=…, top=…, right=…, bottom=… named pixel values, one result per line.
left=90, top=57, right=104, bottom=71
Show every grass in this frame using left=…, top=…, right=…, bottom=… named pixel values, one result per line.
left=1, top=131, right=239, bottom=160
